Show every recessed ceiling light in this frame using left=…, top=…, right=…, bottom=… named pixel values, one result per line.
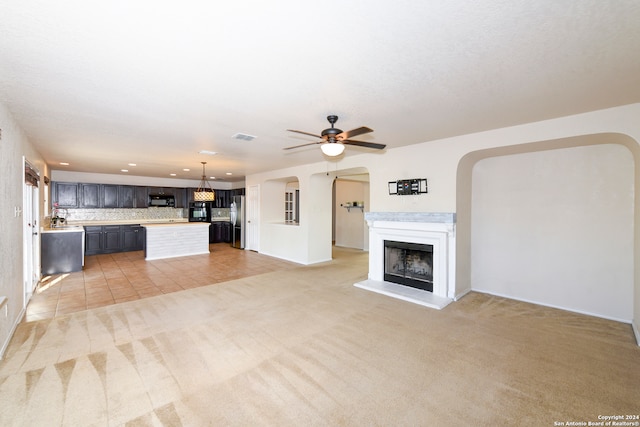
left=226, top=172, right=233, bottom=175
left=183, top=168, right=190, bottom=172
left=60, top=162, right=69, bottom=166
left=199, top=150, right=218, bottom=156
left=210, top=176, right=216, bottom=180
left=170, top=173, right=177, bottom=176
left=121, top=169, right=129, bottom=173
left=128, top=163, right=137, bottom=166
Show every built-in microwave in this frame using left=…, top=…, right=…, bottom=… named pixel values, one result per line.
left=149, top=194, right=175, bottom=207
left=188, top=202, right=211, bottom=222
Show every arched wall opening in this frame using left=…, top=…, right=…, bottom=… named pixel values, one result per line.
left=456, top=133, right=639, bottom=322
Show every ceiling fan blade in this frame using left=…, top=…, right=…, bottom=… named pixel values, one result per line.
left=337, top=126, right=373, bottom=140
left=343, top=139, right=386, bottom=150
left=287, top=129, right=323, bottom=139
left=283, top=141, right=322, bottom=150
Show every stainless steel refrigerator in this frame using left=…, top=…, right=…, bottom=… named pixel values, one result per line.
left=230, top=195, right=245, bottom=249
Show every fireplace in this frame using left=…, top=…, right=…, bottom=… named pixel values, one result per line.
left=354, top=212, right=457, bottom=309
left=384, top=240, right=433, bottom=292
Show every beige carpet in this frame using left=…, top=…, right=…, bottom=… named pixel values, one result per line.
left=1, top=248, right=639, bottom=426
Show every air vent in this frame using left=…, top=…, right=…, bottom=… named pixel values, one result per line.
left=232, top=133, right=256, bottom=141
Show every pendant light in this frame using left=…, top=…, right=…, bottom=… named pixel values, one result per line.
left=194, top=161, right=215, bottom=201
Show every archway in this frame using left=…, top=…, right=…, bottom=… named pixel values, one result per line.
left=456, top=133, right=639, bottom=322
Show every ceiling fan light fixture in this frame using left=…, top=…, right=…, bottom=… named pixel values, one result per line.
left=321, top=142, right=345, bottom=156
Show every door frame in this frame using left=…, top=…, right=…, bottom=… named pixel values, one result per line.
left=23, top=157, right=41, bottom=306
left=246, top=184, right=260, bottom=251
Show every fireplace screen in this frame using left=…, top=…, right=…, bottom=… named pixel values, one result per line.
left=384, top=240, right=434, bottom=292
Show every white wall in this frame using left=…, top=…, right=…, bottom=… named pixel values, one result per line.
left=471, top=144, right=634, bottom=321
left=334, top=179, right=367, bottom=249
left=246, top=103, right=640, bottom=343
left=0, top=102, right=47, bottom=358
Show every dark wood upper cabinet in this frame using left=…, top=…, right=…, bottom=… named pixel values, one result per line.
left=102, top=185, right=119, bottom=208
left=147, top=187, right=175, bottom=196
left=134, top=186, right=148, bottom=208
left=120, top=186, right=135, bottom=208
left=173, top=187, right=186, bottom=208
left=79, top=184, right=100, bottom=208
left=52, top=182, right=241, bottom=210
left=53, top=182, right=79, bottom=208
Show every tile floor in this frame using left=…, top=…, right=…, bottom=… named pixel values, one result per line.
left=26, top=243, right=299, bottom=322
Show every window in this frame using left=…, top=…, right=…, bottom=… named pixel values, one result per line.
left=284, top=183, right=299, bottom=224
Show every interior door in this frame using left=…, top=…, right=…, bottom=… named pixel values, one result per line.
left=245, top=185, right=260, bottom=251
left=23, top=158, right=40, bottom=306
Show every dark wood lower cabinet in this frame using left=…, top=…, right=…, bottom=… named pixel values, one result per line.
left=121, top=225, right=145, bottom=251
left=210, top=221, right=232, bottom=243
left=84, top=224, right=145, bottom=255
left=222, top=222, right=231, bottom=243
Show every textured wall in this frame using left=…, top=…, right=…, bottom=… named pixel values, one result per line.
left=0, top=102, right=46, bottom=357
left=471, top=144, right=634, bottom=321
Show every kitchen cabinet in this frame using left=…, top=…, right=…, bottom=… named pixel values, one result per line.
left=120, top=185, right=135, bottom=208
left=148, top=187, right=175, bottom=196
left=84, top=224, right=143, bottom=255
left=76, top=183, right=139, bottom=209
left=213, top=188, right=244, bottom=208
left=84, top=226, right=103, bottom=254
left=173, top=187, right=186, bottom=208
left=135, top=186, right=148, bottom=208
left=209, top=222, right=222, bottom=243
left=79, top=184, right=100, bottom=208
left=210, top=221, right=232, bottom=243
left=215, top=190, right=231, bottom=208
left=41, top=229, right=84, bottom=274
left=121, top=224, right=145, bottom=251
left=222, top=222, right=232, bottom=243
left=103, top=185, right=120, bottom=208
left=53, top=182, right=79, bottom=208
left=53, top=181, right=225, bottom=210
left=103, top=225, right=121, bottom=252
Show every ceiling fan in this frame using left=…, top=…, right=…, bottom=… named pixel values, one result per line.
left=284, top=115, right=386, bottom=156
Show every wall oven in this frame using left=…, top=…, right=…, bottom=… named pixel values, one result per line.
left=188, top=202, right=212, bottom=222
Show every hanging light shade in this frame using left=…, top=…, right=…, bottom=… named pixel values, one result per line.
left=320, top=142, right=345, bottom=156
left=194, top=161, right=215, bottom=201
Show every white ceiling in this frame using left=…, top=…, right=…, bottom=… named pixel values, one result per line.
left=1, top=1, right=639, bottom=182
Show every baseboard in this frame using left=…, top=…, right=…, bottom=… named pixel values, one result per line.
left=473, top=289, right=632, bottom=325
left=632, top=320, right=640, bottom=347
left=0, top=306, right=26, bottom=360
left=454, top=287, right=472, bottom=301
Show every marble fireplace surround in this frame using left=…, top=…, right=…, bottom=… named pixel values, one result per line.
left=355, top=212, right=456, bottom=309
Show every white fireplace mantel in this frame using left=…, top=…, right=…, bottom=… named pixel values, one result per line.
left=355, top=212, right=456, bottom=309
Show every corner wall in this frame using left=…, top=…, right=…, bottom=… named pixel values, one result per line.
left=247, top=103, right=640, bottom=344
left=0, top=101, right=46, bottom=358
left=471, top=142, right=634, bottom=321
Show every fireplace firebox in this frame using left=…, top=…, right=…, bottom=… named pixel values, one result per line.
left=384, top=240, right=434, bottom=292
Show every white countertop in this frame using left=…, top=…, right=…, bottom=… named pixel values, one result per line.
left=66, top=219, right=189, bottom=226
left=142, top=222, right=210, bottom=228
left=41, top=225, right=85, bottom=233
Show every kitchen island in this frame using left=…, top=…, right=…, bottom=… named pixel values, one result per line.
left=142, top=222, right=210, bottom=260
left=41, top=225, right=85, bottom=274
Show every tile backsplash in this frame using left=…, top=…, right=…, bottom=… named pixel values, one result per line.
left=55, top=207, right=186, bottom=222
